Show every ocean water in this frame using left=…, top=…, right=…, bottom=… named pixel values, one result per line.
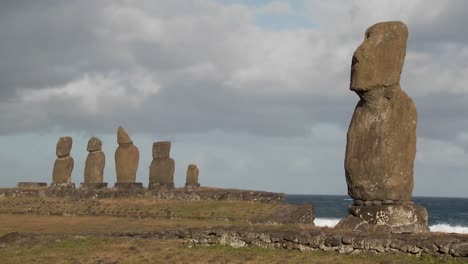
left=285, top=195, right=468, bottom=234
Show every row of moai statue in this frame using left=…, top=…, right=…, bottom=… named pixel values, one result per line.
left=50, top=21, right=428, bottom=234
left=51, top=126, right=200, bottom=190
left=336, top=21, right=429, bottom=233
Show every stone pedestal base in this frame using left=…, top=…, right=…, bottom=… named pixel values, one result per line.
left=80, top=182, right=108, bottom=190
left=148, top=182, right=174, bottom=190
left=184, top=183, right=200, bottom=191
left=336, top=203, right=429, bottom=234
left=114, top=182, right=143, bottom=191
left=17, top=182, right=48, bottom=190
left=49, top=182, right=75, bottom=190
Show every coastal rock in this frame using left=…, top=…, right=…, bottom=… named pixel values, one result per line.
left=52, top=137, right=74, bottom=184
left=345, top=21, right=416, bottom=202
left=115, top=127, right=139, bottom=183
left=185, top=164, right=200, bottom=190
left=84, top=137, right=105, bottom=184
left=149, top=141, right=175, bottom=189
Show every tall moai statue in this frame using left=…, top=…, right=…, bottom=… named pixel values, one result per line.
left=185, top=164, right=200, bottom=191
left=336, top=21, right=429, bottom=233
left=149, top=141, right=175, bottom=189
left=114, top=126, right=142, bottom=190
left=51, top=136, right=74, bottom=187
left=81, top=137, right=107, bottom=189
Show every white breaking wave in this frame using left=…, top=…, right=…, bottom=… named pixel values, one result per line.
left=314, top=218, right=468, bottom=234
left=430, top=224, right=468, bottom=234
left=314, top=218, right=340, bottom=227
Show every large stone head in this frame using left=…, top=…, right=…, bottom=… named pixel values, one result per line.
left=153, top=141, right=171, bottom=158
left=117, top=126, right=132, bottom=145
left=56, top=136, right=72, bottom=158
left=87, top=137, right=102, bottom=152
left=350, top=21, right=408, bottom=92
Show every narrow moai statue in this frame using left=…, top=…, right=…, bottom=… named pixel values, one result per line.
left=51, top=136, right=74, bottom=186
left=81, top=137, right=107, bottom=189
left=114, top=126, right=142, bottom=189
left=185, top=164, right=200, bottom=191
left=149, top=141, right=175, bottom=189
left=336, top=21, right=428, bottom=233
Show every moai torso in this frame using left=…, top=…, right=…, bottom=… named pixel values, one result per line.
left=115, top=127, right=139, bottom=183
left=149, top=141, right=175, bottom=187
left=84, top=137, right=105, bottom=183
left=52, top=136, right=74, bottom=184
left=185, top=164, right=199, bottom=186
left=345, top=21, right=416, bottom=202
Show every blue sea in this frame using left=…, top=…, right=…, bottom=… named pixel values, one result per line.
left=285, top=195, right=468, bottom=234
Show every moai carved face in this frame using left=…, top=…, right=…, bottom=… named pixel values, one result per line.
left=56, top=136, right=72, bottom=158
left=350, top=21, right=408, bottom=92
left=153, top=141, right=171, bottom=158
left=87, top=137, right=102, bottom=152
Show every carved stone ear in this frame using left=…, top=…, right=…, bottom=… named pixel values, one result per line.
left=384, top=87, right=395, bottom=100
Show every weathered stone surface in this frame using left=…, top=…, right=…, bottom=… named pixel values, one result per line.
left=0, top=187, right=285, bottom=203
left=336, top=204, right=429, bottom=234
left=113, top=182, right=143, bottom=191
left=117, top=126, right=132, bottom=144
left=17, top=182, right=47, bottom=190
left=52, top=157, right=74, bottom=184
left=185, top=164, right=200, bottom=186
left=149, top=158, right=175, bottom=189
left=84, top=151, right=105, bottom=183
left=345, top=21, right=416, bottom=202
left=56, top=136, right=72, bottom=158
left=52, top=136, right=74, bottom=184
left=80, top=182, right=108, bottom=190
left=115, top=127, right=139, bottom=183
left=149, top=142, right=175, bottom=189
left=350, top=21, right=408, bottom=91
left=153, top=141, right=171, bottom=158
left=87, top=136, right=102, bottom=152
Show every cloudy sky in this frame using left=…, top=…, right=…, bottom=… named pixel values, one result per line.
left=0, top=0, right=467, bottom=197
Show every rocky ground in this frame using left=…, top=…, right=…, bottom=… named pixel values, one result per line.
left=0, top=197, right=467, bottom=263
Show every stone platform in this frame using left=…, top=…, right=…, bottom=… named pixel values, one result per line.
left=148, top=182, right=174, bottom=190
left=17, top=182, right=47, bottom=190
left=80, top=182, right=108, bottom=190
left=336, top=203, right=429, bottom=234
left=113, top=182, right=143, bottom=191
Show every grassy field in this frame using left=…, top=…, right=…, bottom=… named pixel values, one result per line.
left=0, top=197, right=304, bottom=224
left=0, top=215, right=465, bottom=264
left=1, top=235, right=462, bottom=264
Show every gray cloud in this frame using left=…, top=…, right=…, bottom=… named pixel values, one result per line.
left=0, top=1, right=467, bottom=196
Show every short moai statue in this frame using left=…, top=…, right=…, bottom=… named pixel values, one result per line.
left=336, top=21, right=429, bottom=233
left=51, top=136, right=75, bottom=188
left=185, top=164, right=200, bottom=191
left=114, top=126, right=142, bottom=190
left=81, top=137, right=107, bottom=189
left=149, top=141, right=175, bottom=189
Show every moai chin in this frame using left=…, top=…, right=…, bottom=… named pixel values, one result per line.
left=185, top=164, right=200, bottom=191
left=149, top=141, right=175, bottom=189
left=114, top=126, right=140, bottom=184
left=52, top=136, right=74, bottom=186
left=337, top=21, right=428, bottom=233
left=81, top=137, right=107, bottom=189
